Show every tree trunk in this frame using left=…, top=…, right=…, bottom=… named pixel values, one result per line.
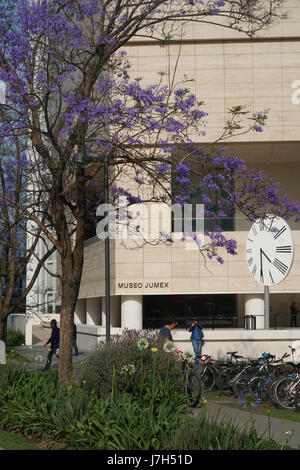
left=58, top=256, right=83, bottom=386
left=0, top=317, right=5, bottom=343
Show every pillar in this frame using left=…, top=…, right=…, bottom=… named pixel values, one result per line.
left=74, top=299, right=86, bottom=324
left=102, top=296, right=121, bottom=327
left=244, top=294, right=264, bottom=329
left=86, top=298, right=101, bottom=325
left=121, top=295, right=143, bottom=330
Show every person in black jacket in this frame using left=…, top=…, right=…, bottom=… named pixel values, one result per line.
left=43, top=319, right=60, bottom=370
left=73, top=323, right=79, bottom=356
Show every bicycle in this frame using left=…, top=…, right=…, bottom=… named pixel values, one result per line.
left=181, top=356, right=203, bottom=407
left=215, top=351, right=248, bottom=394
left=272, top=346, right=300, bottom=410
left=193, top=354, right=218, bottom=393
left=247, top=352, right=289, bottom=403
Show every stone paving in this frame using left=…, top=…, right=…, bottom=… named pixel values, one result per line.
left=201, top=401, right=300, bottom=450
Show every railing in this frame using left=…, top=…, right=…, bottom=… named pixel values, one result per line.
left=146, top=315, right=254, bottom=330
left=273, top=312, right=299, bottom=329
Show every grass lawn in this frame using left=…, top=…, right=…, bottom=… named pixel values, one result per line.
left=0, top=429, right=41, bottom=450
left=204, top=389, right=300, bottom=424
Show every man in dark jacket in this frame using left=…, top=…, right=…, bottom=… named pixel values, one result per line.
left=43, top=319, right=60, bottom=370
left=73, top=323, right=79, bottom=356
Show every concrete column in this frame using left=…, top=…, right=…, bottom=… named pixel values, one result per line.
left=86, top=298, right=101, bottom=326
left=74, top=299, right=86, bottom=324
left=244, top=294, right=265, bottom=329
left=101, top=296, right=121, bottom=327
left=111, top=296, right=121, bottom=327
left=121, top=295, right=143, bottom=330
left=101, top=297, right=106, bottom=327
left=25, top=317, right=33, bottom=346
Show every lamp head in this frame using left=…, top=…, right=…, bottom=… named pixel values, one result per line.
left=72, top=152, right=92, bottom=165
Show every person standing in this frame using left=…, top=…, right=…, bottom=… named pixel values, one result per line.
left=290, top=302, right=298, bottom=327
left=159, top=318, right=182, bottom=360
left=189, top=320, right=204, bottom=363
left=43, top=319, right=60, bottom=370
left=73, top=323, right=79, bottom=356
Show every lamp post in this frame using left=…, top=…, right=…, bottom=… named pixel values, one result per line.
left=72, top=152, right=111, bottom=342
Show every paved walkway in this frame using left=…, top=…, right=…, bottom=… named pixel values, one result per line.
left=198, top=401, right=300, bottom=449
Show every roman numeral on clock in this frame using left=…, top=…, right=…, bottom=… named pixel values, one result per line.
left=274, top=226, right=287, bottom=240
left=252, top=225, right=257, bottom=236
left=276, top=245, right=292, bottom=253
left=248, top=257, right=253, bottom=267
left=269, top=270, right=274, bottom=284
left=273, top=258, right=288, bottom=275
left=252, top=265, right=257, bottom=277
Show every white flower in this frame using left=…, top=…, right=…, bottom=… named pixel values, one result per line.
left=137, top=338, right=149, bottom=351
left=120, top=364, right=136, bottom=376
left=34, top=355, right=43, bottom=362
left=182, top=351, right=194, bottom=364
left=163, top=341, right=175, bottom=353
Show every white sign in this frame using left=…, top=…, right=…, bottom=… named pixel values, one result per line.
left=0, top=340, right=6, bottom=365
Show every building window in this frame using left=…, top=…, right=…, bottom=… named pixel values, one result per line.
left=171, top=165, right=235, bottom=233
left=143, top=294, right=238, bottom=329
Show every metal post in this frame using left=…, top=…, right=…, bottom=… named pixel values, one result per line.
left=104, top=154, right=110, bottom=342
left=264, top=285, right=270, bottom=330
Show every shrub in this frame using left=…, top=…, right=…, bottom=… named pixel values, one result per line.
left=81, top=329, right=185, bottom=400
left=6, top=330, right=25, bottom=352
left=0, top=360, right=26, bottom=389
left=0, top=361, right=187, bottom=449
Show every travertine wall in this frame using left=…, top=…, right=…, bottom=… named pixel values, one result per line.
left=124, top=0, right=300, bottom=143
left=78, top=0, right=300, bottom=299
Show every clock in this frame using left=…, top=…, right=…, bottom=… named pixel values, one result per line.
left=246, top=216, right=294, bottom=286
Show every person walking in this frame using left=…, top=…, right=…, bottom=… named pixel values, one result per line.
left=43, top=319, right=60, bottom=370
left=290, top=302, right=298, bottom=327
left=73, top=323, right=79, bottom=356
left=189, top=320, right=204, bottom=363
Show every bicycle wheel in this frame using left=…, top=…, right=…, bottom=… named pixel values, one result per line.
left=268, top=377, right=282, bottom=407
left=248, top=376, right=269, bottom=402
left=186, top=369, right=202, bottom=407
left=274, top=377, right=299, bottom=410
left=294, top=388, right=300, bottom=412
left=198, top=365, right=215, bottom=392
left=215, top=369, right=229, bottom=392
left=232, top=375, right=250, bottom=397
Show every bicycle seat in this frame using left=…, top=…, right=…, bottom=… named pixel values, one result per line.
left=226, top=351, right=238, bottom=355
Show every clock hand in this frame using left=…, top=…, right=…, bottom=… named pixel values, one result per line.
left=261, top=249, right=272, bottom=264
left=260, top=249, right=264, bottom=283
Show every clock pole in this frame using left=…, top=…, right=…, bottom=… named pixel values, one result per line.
left=264, top=285, right=270, bottom=329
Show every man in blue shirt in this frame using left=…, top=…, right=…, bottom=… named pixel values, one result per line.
left=159, top=318, right=182, bottom=360
left=159, top=319, right=177, bottom=342
left=43, top=319, right=60, bottom=370
left=189, top=320, right=204, bottom=363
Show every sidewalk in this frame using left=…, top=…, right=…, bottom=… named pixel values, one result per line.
left=14, top=325, right=91, bottom=382
left=198, top=401, right=300, bottom=449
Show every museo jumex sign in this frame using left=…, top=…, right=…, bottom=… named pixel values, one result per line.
left=117, top=281, right=170, bottom=290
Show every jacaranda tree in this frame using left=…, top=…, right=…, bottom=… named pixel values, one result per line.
left=0, top=0, right=298, bottom=385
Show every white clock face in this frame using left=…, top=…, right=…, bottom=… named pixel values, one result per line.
left=246, top=216, right=294, bottom=286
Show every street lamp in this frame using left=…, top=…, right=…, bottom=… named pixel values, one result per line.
left=72, top=152, right=111, bottom=342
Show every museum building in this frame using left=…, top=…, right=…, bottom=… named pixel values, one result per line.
left=27, top=0, right=300, bottom=358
